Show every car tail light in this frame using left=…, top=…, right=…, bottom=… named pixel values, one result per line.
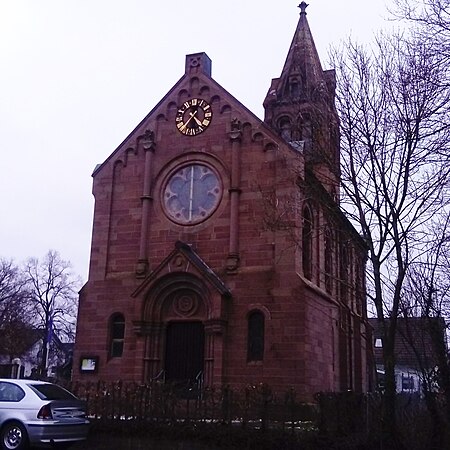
left=37, top=404, right=53, bottom=419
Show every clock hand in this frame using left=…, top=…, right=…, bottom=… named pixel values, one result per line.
left=191, top=114, right=203, bottom=127
left=178, top=121, right=189, bottom=132
left=179, top=109, right=198, bottom=132
left=179, top=109, right=202, bottom=131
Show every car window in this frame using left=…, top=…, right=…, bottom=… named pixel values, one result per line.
left=29, top=383, right=77, bottom=400
left=0, top=382, right=25, bottom=402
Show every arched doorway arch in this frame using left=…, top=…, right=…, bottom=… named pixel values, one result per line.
left=143, top=272, right=211, bottom=323
left=139, top=273, right=220, bottom=387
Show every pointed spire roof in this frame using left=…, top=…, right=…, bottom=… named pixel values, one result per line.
left=276, top=2, right=326, bottom=101
left=263, top=3, right=341, bottom=194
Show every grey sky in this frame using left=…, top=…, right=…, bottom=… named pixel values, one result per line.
left=0, top=0, right=389, bottom=280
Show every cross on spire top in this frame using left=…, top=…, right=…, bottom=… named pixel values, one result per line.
left=298, top=1, right=309, bottom=14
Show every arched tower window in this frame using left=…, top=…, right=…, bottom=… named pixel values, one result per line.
left=302, top=205, right=313, bottom=280
left=289, top=76, right=300, bottom=98
left=247, top=310, right=265, bottom=362
left=301, top=113, right=313, bottom=152
left=330, top=187, right=338, bottom=203
left=278, top=116, right=292, bottom=141
left=109, top=313, right=125, bottom=358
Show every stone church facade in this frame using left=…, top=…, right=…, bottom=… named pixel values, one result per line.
left=73, top=3, right=370, bottom=399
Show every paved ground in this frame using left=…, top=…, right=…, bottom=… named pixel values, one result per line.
left=28, top=433, right=217, bottom=450
left=67, top=433, right=218, bottom=450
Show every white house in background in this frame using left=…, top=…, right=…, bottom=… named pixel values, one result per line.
left=369, top=317, right=447, bottom=394
left=0, top=328, right=73, bottom=380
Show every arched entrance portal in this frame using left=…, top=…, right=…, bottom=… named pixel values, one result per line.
left=140, top=273, right=220, bottom=386
left=165, top=321, right=205, bottom=384
left=134, top=245, right=231, bottom=388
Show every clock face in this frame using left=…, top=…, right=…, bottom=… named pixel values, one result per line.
left=175, top=98, right=212, bottom=136
left=163, top=164, right=222, bottom=225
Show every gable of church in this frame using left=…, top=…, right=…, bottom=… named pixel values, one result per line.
left=89, top=51, right=304, bottom=278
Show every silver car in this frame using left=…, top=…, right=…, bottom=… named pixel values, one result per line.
left=0, top=379, right=89, bottom=449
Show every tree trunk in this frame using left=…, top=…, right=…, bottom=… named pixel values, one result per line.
left=423, top=387, right=446, bottom=450
left=381, top=329, right=406, bottom=449
left=429, top=320, right=450, bottom=446
left=382, top=346, right=397, bottom=434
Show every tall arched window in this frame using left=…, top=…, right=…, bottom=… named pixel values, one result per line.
left=355, top=263, right=362, bottom=314
left=339, top=240, right=350, bottom=302
left=109, top=313, right=125, bottom=358
left=302, top=205, right=313, bottom=280
left=324, top=227, right=333, bottom=293
left=247, top=310, right=265, bottom=362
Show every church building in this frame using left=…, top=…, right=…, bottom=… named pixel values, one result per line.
left=73, top=3, right=370, bottom=399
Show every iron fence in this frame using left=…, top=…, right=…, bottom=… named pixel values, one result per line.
left=66, top=381, right=445, bottom=449
left=69, top=381, right=317, bottom=432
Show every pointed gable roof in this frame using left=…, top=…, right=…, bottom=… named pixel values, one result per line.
left=132, top=241, right=231, bottom=299
left=92, top=52, right=283, bottom=177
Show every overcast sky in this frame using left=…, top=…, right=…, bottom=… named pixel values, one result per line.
left=0, top=0, right=391, bottom=280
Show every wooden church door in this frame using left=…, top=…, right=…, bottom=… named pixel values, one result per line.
left=164, top=321, right=205, bottom=385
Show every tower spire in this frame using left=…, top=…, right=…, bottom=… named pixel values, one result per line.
left=271, top=1, right=323, bottom=105
left=264, top=2, right=337, bottom=124
left=263, top=3, right=341, bottom=193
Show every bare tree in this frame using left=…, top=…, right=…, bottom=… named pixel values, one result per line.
left=400, top=212, right=450, bottom=448
left=391, top=8, right=450, bottom=435
left=0, top=259, right=32, bottom=358
left=330, top=28, right=450, bottom=443
left=393, top=0, right=450, bottom=62
left=0, top=259, right=26, bottom=309
left=23, top=250, right=81, bottom=374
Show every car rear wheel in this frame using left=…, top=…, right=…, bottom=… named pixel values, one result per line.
left=1, top=421, right=28, bottom=450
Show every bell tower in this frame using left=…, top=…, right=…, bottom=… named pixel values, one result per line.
left=263, top=2, right=340, bottom=196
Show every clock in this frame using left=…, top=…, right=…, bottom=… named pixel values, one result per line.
left=163, top=164, right=222, bottom=224
left=175, top=98, right=212, bottom=136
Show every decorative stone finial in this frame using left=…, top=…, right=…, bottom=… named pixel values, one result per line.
left=229, top=118, right=242, bottom=140
left=141, top=129, right=155, bottom=151
left=298, top=1, right=308, bottom=14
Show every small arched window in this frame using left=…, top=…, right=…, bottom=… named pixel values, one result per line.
left=247, top=310, right=265, bottom=362
left=109, top=313, right=125, bottom=358
left=302, top=205, right=313, bottom=280
left=289, top=77, right=300, bottom=98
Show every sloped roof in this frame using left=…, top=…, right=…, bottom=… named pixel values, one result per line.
left=0, top=326, right=73, bottom=359
left=132, top=240, right=231, bottom=299
left=369, top=317, right=447, bottom=370
left=92, top=52, right=284, bottom=178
